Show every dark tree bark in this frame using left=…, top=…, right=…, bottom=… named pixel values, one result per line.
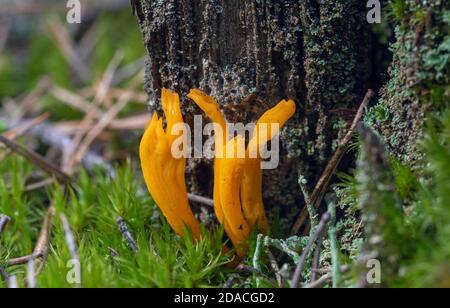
left=134, top=0, right=373, bottom=230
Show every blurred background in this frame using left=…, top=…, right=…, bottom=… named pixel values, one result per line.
left=0, top=0, right=147, bottom=172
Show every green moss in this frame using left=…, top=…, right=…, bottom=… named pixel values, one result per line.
left=0, top=160, right=230, bottom=288
left=387, top=0, right=408, bottom=22
left=369, top=1, right=450, bottom=168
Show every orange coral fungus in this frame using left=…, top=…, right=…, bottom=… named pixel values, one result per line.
left=241, top=100, right=296, bottom=234
left=187, top=90, right=243, bottom=253
left=219, top=136, right=252, bottom=257
left=140, top=88, right=201, bottom=240
left=189, top=89, right=296, bottom=257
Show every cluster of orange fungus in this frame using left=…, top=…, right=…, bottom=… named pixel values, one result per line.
left=139, top=88, right=201, bottom=240
left=140, top=88, right=296, bottom=258
left=188, top=89, right=296, bottom=257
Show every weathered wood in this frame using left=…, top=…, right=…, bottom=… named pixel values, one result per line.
left=134, top=0, right=372, bottom=225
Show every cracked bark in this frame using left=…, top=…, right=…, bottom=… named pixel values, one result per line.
left=133, top=0, right=372, bottom=228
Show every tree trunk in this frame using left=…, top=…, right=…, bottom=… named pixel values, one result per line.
left=372, top=0, right=450, bottom=169
left=134, top=0, right=373, bottom=230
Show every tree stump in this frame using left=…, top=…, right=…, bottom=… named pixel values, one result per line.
left=133, top=0, right=373, bottom=230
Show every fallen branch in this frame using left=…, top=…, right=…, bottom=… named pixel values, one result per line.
left=291, top=89, right=375, bottom=236
left=305, top=272, right=332, bottom=289
left=65, top=64, right=142, bottom=172
left=50, top=85, right=95, bottom=115
left=116, top=217, right=139, bottom=254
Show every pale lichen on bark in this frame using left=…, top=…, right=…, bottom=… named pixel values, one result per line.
left=368, top=0, right=450, bottom=169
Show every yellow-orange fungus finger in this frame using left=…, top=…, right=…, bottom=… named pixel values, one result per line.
left=241, top=99, right=296, bottom=234
left=187, top=89, right=227, bottom=134
left=241, top=158, right=269, bottom=233
left=139, top=90, right=201, bottom=241
left=247, top=100, right=296, bottom=155
left=188, top=89, right=227, bottom=225
left=220, top=136, right=251, bottom=257
left=162, top=88, right=184, bottom=144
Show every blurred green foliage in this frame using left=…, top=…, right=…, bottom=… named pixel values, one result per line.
left=0, top=9, right=145, bottom=102
left=0, top=160, right=232, bottom=288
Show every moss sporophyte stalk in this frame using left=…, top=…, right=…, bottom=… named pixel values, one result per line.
left=140, top=88, right=296, bottom=257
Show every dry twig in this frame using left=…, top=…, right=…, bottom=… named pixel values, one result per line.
left=290, top=212, right=331, bottom=288
left=64, top=54, right=131, bottom=172
left=2, top=113, right=49, bottom=142
left=0, top=135, right=72, bottom=185
left=45, top=18, right=91, bottom=83
left=7, top=206, right=55, bottom=267
left=187, top=193, right=214, bottom=208
left=18, top=77, right=53, bottom=117
left=291, top=89, right=375, bottom=235
left=67, top=89, right=134, bottom=171
left=310, top=227, right=326, bottom=283
left=304, top=266, right=350, bottom=289
left=50, top=85, right=96, bottom=115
